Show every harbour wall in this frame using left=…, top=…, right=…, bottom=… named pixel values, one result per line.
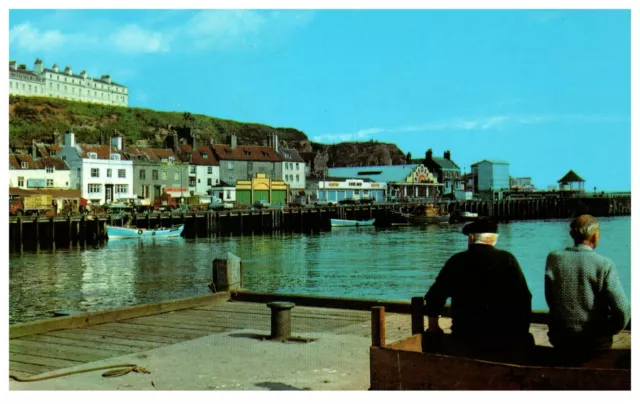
left=7, top=196, right=631, bottom=252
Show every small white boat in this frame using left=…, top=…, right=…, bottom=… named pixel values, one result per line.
left=106, top=224, right=184, bottom=239
left=330, top=218, right=376, bottom=227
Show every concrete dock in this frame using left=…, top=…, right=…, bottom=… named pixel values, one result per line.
left=9, top=292, right=631, bottom=390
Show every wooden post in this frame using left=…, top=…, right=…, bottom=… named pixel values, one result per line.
left=371, top=306, right=386, bottom=348
left=411, top=297, right=425, bottom=335
left=35, top=215, right=40, bottom=249
left=146, top=213, right=151, bottom=229
left=80, top=214, right=85, bottom=242
left=17, top=217, right=23, bottom=250
left=192, top=212, right=198, bottom=238
left=67, top=215, right=72, bottom=243
left=50, top=216, right=55, bottom=247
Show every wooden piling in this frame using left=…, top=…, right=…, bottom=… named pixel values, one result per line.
left=411, top=297, right=425, bottom=335
left=371, top=306, right=386, bottom=348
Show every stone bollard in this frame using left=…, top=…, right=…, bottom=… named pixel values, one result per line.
left=267, top=301, right=295, bottom=340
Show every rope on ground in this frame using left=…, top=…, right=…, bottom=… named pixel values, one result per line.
left=9, top=364, right=150, bottom=382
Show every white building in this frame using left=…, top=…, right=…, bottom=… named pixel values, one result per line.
left=177, top=144, right=221, bottom=197
left=9, top=154, right=75, bottom=190
left=57, top=132, right=135, bottom=205
left=9, top=59, right=128, bottom=106
left=316, top=178, right=387, bottom=203
left=278, top=146, right=306, bottom=199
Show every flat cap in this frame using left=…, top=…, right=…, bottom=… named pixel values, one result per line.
left=462, top=217, right=498, bottom=235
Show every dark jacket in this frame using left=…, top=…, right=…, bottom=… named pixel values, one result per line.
left=425, top=244, right=532, bottom=339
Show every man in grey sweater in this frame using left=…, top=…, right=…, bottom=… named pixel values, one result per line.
left=545, top=214, right=630, bottom=363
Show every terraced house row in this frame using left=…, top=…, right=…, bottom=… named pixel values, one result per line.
left=9, top=132, right=306, bottom=206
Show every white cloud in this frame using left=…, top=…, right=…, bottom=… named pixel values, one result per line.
left=312, top=113, right=626, bottom=144
left=312, top=127, right=385, bottom=143
left=109, top=25, right=171, bottom=53
left=10, top=23, right=69, bottom=52
left=183, top=9, right=314, bottom=50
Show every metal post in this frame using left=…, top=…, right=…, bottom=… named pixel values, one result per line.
left=267, top=301, right=295, bottom=340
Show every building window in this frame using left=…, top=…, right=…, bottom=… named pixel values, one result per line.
left=88, top=152, right=97, bottom=159
left=207, top=178, right=212, bottom=186
left=227, top=161, right=233, bottom=169
left=18, top=177, right=24, bottom=187
left=152, top=170, right=159, bottom=180
left=174, top=172, right=179, bottom=181
left=91, top=168, right=99, bottom=177
left=45, top=166, right=54, bottom=173
left=118, top=169, right=126, bottom=178
left=21, top=162, right=29, bottom=169
left=88, top=184, right=101, bottom=193
left=115, top=184, right=128, bottom=194
left=46, top=179, right=54, bottom=187
left=162, top=171, right=168, bottom=180
left=110, top=153, right=120, bottom=160
left=208, top=167, right=213, bottom=174
left=139, top=169, right=146, bottom=180
left=296, top=174, right=300, bottom=182
left=190, top=166, right=196, bottom=174
left=189, top=178, right=196, bottom=187
left=226, top=190, right=231, bottom=199
left=49, top=150, right=56, bottom=156
left=202, top=153, right=208, bottom=159
left=106, top=168, right=112, bottom=178
left=296, top=163, right=300, bottom=170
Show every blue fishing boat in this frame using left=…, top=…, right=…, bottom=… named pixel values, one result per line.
left=330, top=218, right=376, bottom=227
left=106, top=224, right=184, bottom=239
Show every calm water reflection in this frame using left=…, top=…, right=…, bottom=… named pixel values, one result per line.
left=9, top=217, right=631, bottom=324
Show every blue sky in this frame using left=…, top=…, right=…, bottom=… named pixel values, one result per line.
left=8, top=9, right=631, bottom=191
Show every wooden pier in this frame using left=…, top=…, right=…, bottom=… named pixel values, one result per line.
left=7, top=195, right=631, bottom=251
left=8, top=291, right=632, bottom=382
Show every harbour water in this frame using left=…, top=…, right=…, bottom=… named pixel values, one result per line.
left=9, top=216, right=631, bottom=324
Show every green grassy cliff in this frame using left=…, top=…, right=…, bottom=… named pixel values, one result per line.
left=9, top=95, right=408, bottom=172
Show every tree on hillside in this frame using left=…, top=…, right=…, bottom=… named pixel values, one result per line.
left=406, top=152, right=412, bottom=163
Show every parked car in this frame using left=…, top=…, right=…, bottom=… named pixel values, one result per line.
left=253, top=200, right=271, bottom=209
left=338, top=198, right=357, bottom=205
left=358, top=197, right=375, bottom=205
left=209, top=197, right=233, bottom=211
left=314, top=199, right=334, bottom=207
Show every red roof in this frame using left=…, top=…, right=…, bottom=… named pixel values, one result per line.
left=79, top=145, right=131, bottom=160
left=175, top=145, right=220, bottom=166
left=9, top=154, right=69, bottom=170
left=212, top=145, right=283, bottom=162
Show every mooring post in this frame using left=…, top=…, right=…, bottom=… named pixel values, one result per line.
left=411, top=297, right=425, bottom=335
left=267, top=301, right=296, bottom=340
left=192, top=212, right=198, bottom=238
left=371, top=306, right=386, bottom=347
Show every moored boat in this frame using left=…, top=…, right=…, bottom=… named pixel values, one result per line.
left=106, top=224, right=184, bottom=239
left=449, top=211, right=479, bottom=223
left=403, top=204, right=450, bottom=225
left=330, top=218, right=376, bottom=227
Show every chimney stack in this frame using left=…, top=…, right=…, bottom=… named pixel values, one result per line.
left=64, top=130, right=75, bottom=147
left=231, top=134, right=237, bottom=149
left=444, top=150, right=451, bottom=160
left=34, top=58, right=43, bottom=74
left=110, top=133, right=123, bottom=151
left=52, top=63, right=59, bottom=72
left=32, top=140, right=37, bottom=160
left=64, top=66, right=72, bottom=76
left=426, top=148, right=433, bottom=161
left=9, top=60, right=16, bottom=70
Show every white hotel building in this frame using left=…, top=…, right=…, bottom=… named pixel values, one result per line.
left=9, top=58, right=128, bottom=106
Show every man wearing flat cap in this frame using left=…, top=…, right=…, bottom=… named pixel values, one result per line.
left=423, top=218, right=533, bottom=358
